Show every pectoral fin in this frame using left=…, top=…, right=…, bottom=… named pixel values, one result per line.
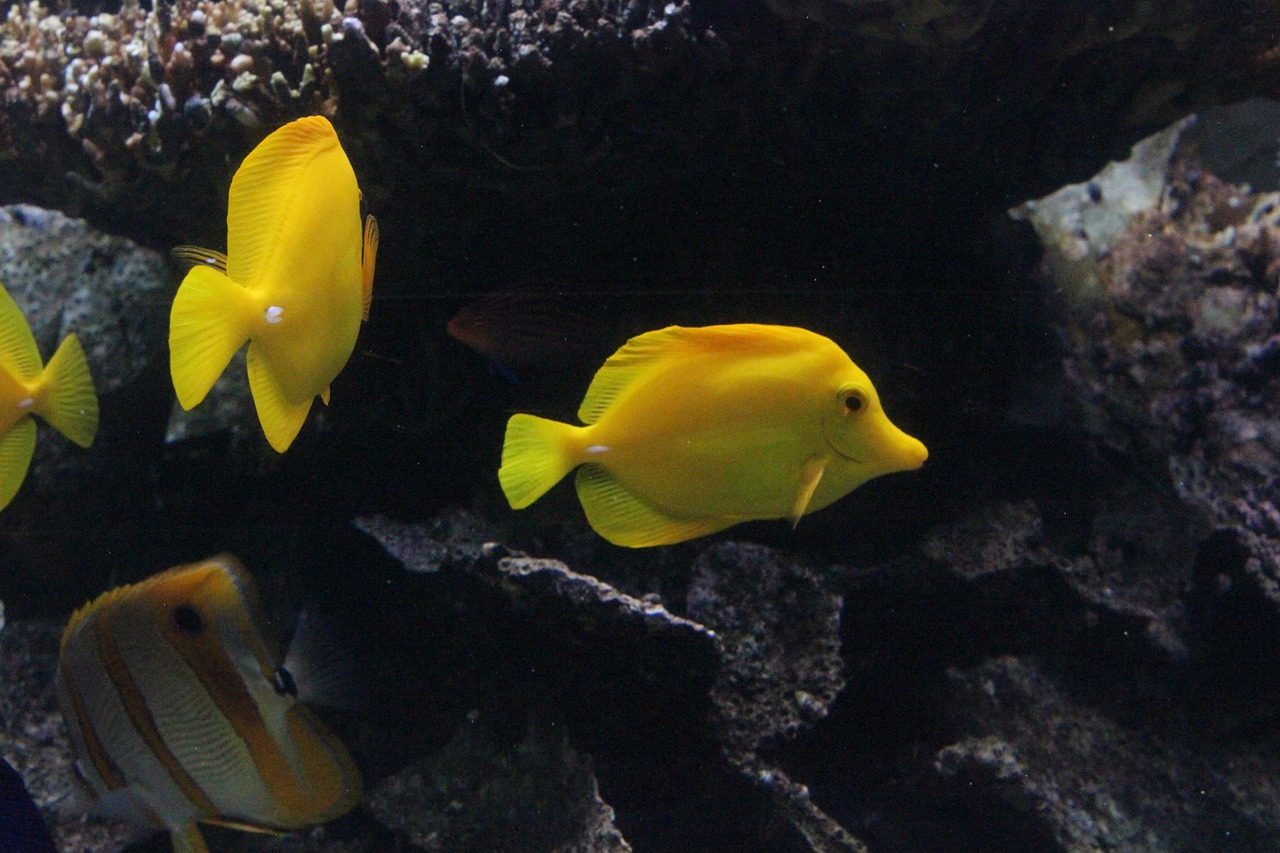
left=791, top=457, right=826, bottom=527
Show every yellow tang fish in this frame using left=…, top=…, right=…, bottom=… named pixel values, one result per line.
left=55, top=555, right=362, bottom=853
left=499, top=324, right=928, bottom=547
left=0, top=282, right=98, bottom=511
left=169, top=115, right=378, bottom=452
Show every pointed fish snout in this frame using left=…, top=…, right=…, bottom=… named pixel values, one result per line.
left=880, top=418, right=928, bottom=473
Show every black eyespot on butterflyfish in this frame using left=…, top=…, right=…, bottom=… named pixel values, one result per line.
left=172, top=604, right=204, bottom=634
left=272, top=666, right=299, bottom=697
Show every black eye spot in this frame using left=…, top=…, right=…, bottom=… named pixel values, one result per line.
left=173, top=604, right=204, bottom=634
left=844, top=394, right=864, bottom=413
left=273, top=666, right=298, bottom=697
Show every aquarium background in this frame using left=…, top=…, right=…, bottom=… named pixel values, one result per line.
left=3, top=0, right=1280, bottom=851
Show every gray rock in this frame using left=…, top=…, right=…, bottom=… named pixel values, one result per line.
left=687, top=541, right=845, bottom=754
left=367, top=716, right=632, bottom=852
left=0, top=204, right=168, bottom=396
left=941, top=656, right=1280, bottom=852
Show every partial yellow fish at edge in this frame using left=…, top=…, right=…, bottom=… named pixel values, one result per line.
left=168, top=115, right=378, bottom=452
left=0, top=282, right=98, bottom=511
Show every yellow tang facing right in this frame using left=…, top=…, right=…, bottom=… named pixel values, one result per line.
left=499, top=323, right=928, bottom=547
left=169, top=115, right=378, bottom=453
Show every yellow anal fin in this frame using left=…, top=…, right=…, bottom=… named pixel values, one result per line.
left=0, top=417, right=36, bottom=511
left=361, top=215, right=378, bottom=322
left=0, top=284, right=40, bottom=381
left=791, top=457, right=826, bottom=527
left=170, top=266, right=252, bottom=410
left=39, top=334, right=98, bottom=448
left=170, top=246, right=229, bottom=273
left=499, top=413, right=581, bottom=509
left=321, top=385, right=331, bottom=406
left=247, top=340, right=313, bottom=453
left=575, top=464, right=733, bottom=547
left=170, top=824, right=210, bottom=853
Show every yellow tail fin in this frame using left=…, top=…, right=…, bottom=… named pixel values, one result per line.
left=170, top=266, right=252, bottom=410
left=498, top=414, right=581, bottom=509
left=39, top=334, right=98, bottom=448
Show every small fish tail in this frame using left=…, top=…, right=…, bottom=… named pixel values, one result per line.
left=499, top=414, right=581, bottom=509
left=38, top=334, right=98, bottom=448
left=169, top=266, right=251, bottom=411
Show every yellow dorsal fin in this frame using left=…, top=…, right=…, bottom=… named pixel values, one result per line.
left=576, top=324, right=814, bottom=425
left=0, top=417, right=36, bottom=511
left=791, top=457, right=826, bottom=527
left=361, top=215, right=378, bottom=321
left=226, top=116, right=339, bottom=286
left=170, top=246, right=229, bottom=273
left=38, top=334, right=98, bottom=448
left=575, top=463, right=733, bottom=547
left=246, top=340, right=313, bottom=452
left=0, top=284, right=42, bottom=382
left=170, top=824, right=210, bottom=853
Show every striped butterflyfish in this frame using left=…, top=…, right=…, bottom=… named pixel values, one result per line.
left=55, top=554, right=362, bottom=853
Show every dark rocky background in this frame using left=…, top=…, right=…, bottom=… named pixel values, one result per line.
left=4, top=0, right=1280, bottom=851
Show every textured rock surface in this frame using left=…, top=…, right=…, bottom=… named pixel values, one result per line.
left=940, top=656, right=1280, bottom=852
left=367, top=718, right=632, bottom=852
left=352, top=514, right=864, bottom=852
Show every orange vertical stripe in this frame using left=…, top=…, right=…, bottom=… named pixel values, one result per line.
left=94, top=605, right=220, bottom=817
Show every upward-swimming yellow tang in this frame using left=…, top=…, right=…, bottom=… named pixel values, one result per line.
left=0, top=282, right=98, bottom=511
left=55, top=555, right=362, bottom=853
left=499, top=323, right=927, bottom=547
left=169, top=115, right=378, bottom=452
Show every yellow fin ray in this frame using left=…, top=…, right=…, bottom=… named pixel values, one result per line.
left=0, top=417, right=36, bottom=511
left=321, top=386, right=331, bottom=406
left=791, top=457, right=826, bottom=527
left=0, top=285, right=41, bottom=381
left=361, top=215, right=378, bottom=321
left=226, top=116, right=338, bottom=284
left=170, top=266, right=253, bottom=410
left=575, top=463, right=732, bottom=547
left=247, top=341, right=313, bottom=453
left=499, top=414, right=581, bottom=509
left=38, top=334, right=98, bottom=448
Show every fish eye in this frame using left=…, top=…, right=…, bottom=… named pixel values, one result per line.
left=272, top=666, right=299, bottom=697
left=843, top=391, right=867, bottom=415
left=172, top=604, right=204, bottom=634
